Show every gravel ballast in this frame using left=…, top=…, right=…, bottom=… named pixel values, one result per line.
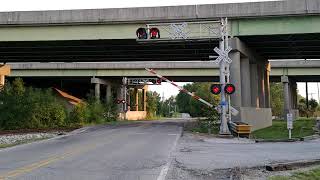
left=0, top=133, right=58, bottom=146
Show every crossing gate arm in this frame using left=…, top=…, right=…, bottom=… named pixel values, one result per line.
left=145, top=68, right=215, bottom=108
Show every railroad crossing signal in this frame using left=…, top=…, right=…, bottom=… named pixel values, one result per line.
left=210, top=84, right=221, bottom=95
left=210, top=83, right=235, bottom=95
left=136, top=27, right=160, bottom=39
left=213, top=47, right=232, bottom=64
left=224, top=84, right=235, bottom=95
left=136, top=28, right=147, bottom=39
left=150, top=28, right=160, bottom=39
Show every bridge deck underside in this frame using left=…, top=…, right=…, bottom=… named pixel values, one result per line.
left=0, top=39, right=217, bottom=62
left=239, top=33, right=320, bottom=59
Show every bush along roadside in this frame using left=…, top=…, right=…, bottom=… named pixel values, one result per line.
left=0, top=78, right=118, bottom=131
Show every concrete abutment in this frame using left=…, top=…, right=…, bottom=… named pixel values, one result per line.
left=230, top=38, right=272, bottom=131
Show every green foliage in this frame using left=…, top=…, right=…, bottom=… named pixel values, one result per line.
left=0, top=78, right=118, bottom=130
left=298, top=98, right=319, bottom=117
left=270, top=83, right=284, bottom=117
left=69, top=94, right=118, bottom=126
left=176, top=82, right=219, bottom=117
left=146, top=91, right=161, bottom=119
left=269, top=167, right=320, bottom=180
left=252, top=118, right=316, bottom=140
left=0, top=78, right=67, bottom=130
left=68, top=103, right=89, bottom=126
left=158, top=96, right=176, bottom=117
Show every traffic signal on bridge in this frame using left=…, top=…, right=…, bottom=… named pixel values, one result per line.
left=210, top=84, right=221, bottom=95
left=224, top=84, right=236, bottom=95
left=136, top=28, right=147, bottom=39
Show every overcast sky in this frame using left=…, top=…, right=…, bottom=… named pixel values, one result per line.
left=3, top=0, right=318, bottom=103
left=0, top=0, right=279, bottom=11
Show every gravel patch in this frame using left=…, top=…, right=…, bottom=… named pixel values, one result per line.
left=0, top=132, right=59, bottom=145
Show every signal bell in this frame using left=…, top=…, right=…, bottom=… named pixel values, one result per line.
left=210, top=84, right=221, bottom=95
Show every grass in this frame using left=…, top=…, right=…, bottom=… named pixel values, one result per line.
left=269, top=167, right=320, bottom=180
left=0, top=137, right=50, bottom=149
left=252, top=118, right=316, bottom=140
left=190, top=119, right=220, bottom=135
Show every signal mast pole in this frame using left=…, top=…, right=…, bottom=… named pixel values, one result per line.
left=219, top=18, right=231, bottom=135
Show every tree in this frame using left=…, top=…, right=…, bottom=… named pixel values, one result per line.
left=146, top=91, right=161, bottom=118
left=298, top=97, right=319, bottom=117
left=270, top=83, right=284, bottom=117
left=176, top=82, right=219, bottom=117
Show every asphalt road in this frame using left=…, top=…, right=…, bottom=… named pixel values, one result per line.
left=0, top=120, right=183, bottom=180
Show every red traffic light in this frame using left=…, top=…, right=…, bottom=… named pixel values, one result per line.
left=150, top=28, right=160, bottom=39
left=224, top=84, right=235, bottom=95
left=210, top=84, right=221, bottom=95
left=136, top=28, right=147, bottom=39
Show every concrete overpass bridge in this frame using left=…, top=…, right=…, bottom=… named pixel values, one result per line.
left=1, top=0, right=320, bottom=129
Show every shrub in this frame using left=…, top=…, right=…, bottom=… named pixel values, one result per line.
left=68, top=103, right=89, bottom=127
left=0, top=78, right=67, bottom=130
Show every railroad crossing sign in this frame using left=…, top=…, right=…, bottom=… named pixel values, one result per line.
left=213, top=47, right=232, bottom=64
left=169, top=22, right=190, bottom=39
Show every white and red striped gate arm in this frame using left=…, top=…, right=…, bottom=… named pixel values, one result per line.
left=145, top=68, right=214, bottom=108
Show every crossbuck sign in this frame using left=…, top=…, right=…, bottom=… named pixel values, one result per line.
left=213, top=47, right=232, bottom=64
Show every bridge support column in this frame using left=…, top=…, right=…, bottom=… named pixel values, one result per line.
left=0, top=75, right=4, bottom=87
left=134, top=88, right=139, bottom=111
left=95, top=83, right=100, bottom=100
left=229, top=37, right=272, bottom=130
left=106, top=84, right=112, bottom=103
left=250, top=63, right=259, bottom=107
left=281, top=76, right=299, bottom=120
left=282, top=75, right=290, bottom=118
left=264, top=62, right=271, bottom=108
left=142, top=86, right=148, bottom=112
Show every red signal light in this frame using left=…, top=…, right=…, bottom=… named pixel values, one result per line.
left=136, top=28, right=147, bottom=39
left=224, top=84, right=235, bottom=95
left=156, top=79, right=162, bottom=85
left=210, top=84, right=221, bottom=95
left=149, top=28, right=160, bottom=39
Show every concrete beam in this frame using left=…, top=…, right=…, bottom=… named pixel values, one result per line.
left=0, top=0, right=317, bottom=26
left=231, top=15, right=320, bottom=36
left=230, top=37, right=266, bottom=62
left=270, top=60, right=320, bottom=68
left=9, top=69, right=220, bottom=78
left=8, top=61, right=218, bottom=70
left=91, top=77, right=110, bottom=85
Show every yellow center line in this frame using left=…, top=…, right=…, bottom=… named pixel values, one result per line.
left=0, top=128, right=128, bottom=179
left=0, top=143, right=97, bottom=179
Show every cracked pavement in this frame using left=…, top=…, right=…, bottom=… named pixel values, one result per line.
left=166, top=133, right=320, bottom=180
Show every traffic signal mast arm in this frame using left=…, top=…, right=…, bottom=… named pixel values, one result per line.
left=145, top=68, right=214, bottom=108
